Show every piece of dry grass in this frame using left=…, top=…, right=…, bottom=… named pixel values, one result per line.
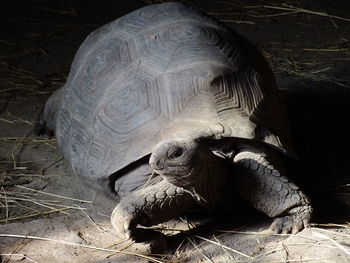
left=212, top=235, right=235, bottom=262
left=0, top=254, right=39, bottom=263
left=0, top=234, right=168, bottom=263
left=15, top=185, right=92, bottom=203
left=2, top=237, right=33, bottom=263
left=262, top=50, right=350, bottom=88
left=74, top=204, right=119, bottom=239
left=0, top=118, right=14, bottom=124
left=312, top=231, right=350, bottom=256
left=310, top=223, right=350, bottom=228
left=195, top=235, right=253, bottom=259
left=250, top=247, right=334, bottom=263
left=218, top=229, right=333, bottom=243
left=303, top=48, right=350, bottom=52
left=6, top=111, right=34, bottom=126
left=36, top=6, right=77, bottom=16
left=10, top=131, right=31, bottom=170
left=217, top=229, right=290, bottom=237
left=0, top=183, right=92, bottom=223
left=0, top=137, right=56, bottom=143
left=219, top=19, right=255, bottom=25
left=313, top=228, right=350, bottom=238
left=262, top=4, right=350, bottom=22
left=187, top=237, right=214, bottom=263
left=40, top=157, right=63, bottom=175
left=0, top=60, right=65, bottom=104
left=210, top=0, right=350, bottom=27
left=0, top=208, right=71, bottom=223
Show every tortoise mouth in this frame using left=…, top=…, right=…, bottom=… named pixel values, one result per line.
left=151, top=166, right=163, bottom=172
left=150, top=161, right=194, bottom=179
left=149, top=160, right=161, bottom=170
left=149, top=155, right=191, bottom=171
left=150, top=163, right=188, bottom=172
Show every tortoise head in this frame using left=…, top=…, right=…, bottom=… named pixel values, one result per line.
left=149, top=139, right=209, bottom=189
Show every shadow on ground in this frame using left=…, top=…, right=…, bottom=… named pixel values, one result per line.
left=283, top=78, right=350, bottom=223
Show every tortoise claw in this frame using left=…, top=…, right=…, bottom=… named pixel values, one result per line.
left=111, top=202, right=136, bottom=240
left=269, top=205, right=312, bottom=234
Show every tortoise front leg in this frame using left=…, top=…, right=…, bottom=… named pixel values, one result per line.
left=111, top=178, right=195, bottom=240
left=233, top=151, right=312, bottom=234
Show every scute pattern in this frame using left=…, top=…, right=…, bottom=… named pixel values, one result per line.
left=83, top=38, right=130, bottom=91
left=55, top=108, right=72, bottom=156
left=100, top=76, right=160, bottom=134
left=52, top=2, right=292, bottom=180
left=67, top=124, right=90, bottom=175
left=160, top=71, right=202, bottom=118
left=212, top=70, right=264, bottom=117
left=86, top=138, right=111, bottom=178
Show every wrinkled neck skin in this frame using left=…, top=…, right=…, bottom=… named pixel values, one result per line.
left=166, top=150, right=228, bottom=208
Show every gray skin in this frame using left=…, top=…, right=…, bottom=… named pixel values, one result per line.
left=111, top=139, right=227, bottom=239
left=111, top=139, right=311, bottom=239
left=36, top=2, right=313, bottom=242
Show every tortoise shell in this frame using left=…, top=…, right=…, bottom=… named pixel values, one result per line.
left=52, top=2, right=294, bottom=181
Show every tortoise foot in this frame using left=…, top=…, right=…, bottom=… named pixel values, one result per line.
left=111, top=201, right=137, bottom=239
left=233, top=151, right=313, bottom=234
left=111, top=179, right=195, bottom=240
left=269, top=205, right=312, bottom=234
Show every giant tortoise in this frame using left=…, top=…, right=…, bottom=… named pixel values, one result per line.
left=36, top=2, right=312, bottom=240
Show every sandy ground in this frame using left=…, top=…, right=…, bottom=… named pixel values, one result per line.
left=1, top=0, right=350, bottom=262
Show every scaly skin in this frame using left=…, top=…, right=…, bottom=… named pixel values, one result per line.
left=111, top=139, right=229, bottom=240
left=149, top=140, right=228, bottom=206
left=111, top=178, right=195, bottom=239
left=233, top=151, right=312, bottom=234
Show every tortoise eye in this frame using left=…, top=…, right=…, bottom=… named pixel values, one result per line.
left=167, top=147, right=183, bottom=159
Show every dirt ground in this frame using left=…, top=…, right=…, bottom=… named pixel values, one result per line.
left=1, top=0, right=350, bottom=262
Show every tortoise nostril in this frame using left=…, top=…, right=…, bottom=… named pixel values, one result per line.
left=167, top=147, right=183, bottom=159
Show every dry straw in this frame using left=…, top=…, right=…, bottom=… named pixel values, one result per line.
left=0, top=234, right=168, bottom=263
